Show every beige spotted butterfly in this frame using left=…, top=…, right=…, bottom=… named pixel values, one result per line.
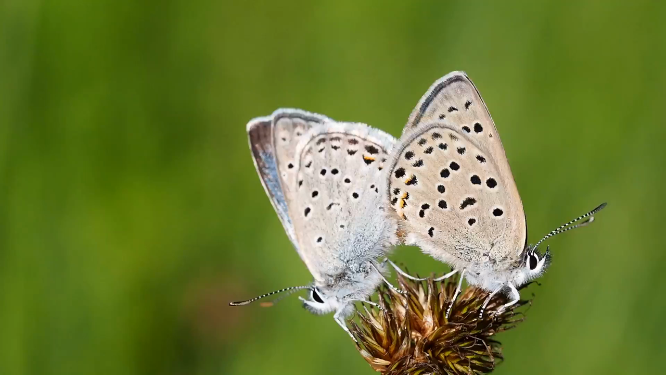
left=386, top=72, right=606, bottom=316
left=232, top=109, right=401, bottom=341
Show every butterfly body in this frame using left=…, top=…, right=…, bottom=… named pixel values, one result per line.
left=387, top=72, right=605, bottom=314
left=240, top=109, right=398, bottom=338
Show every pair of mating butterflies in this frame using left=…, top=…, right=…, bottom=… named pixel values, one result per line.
left=232, top=71, right=606, bottom=340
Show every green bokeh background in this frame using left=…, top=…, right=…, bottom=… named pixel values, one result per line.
left=2, top=1, right=665, bottom=374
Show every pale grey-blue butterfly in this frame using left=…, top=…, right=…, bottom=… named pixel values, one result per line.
left=232, top=109, right=402, bottom=340
left=386, top=71, right=606, bottom=317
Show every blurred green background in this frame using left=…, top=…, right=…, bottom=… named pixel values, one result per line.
left=1, top=1, right=665, bottom=374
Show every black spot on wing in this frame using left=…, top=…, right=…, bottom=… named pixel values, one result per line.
left=460, top=197, right=477, bottom=210
left=365, top=145, right=379, bottom=154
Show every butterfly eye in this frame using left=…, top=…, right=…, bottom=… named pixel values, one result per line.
left=529, top=254, right=539, bottom=270
left=311, top=289, right=324, bottom=304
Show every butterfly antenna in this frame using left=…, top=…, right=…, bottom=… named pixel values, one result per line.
left=533, top=202, right=607, bottom=249
left=229, top=285, right=311, bottom=307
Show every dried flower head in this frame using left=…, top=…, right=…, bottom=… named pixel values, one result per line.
left=350, top=273, right=530, bottom=374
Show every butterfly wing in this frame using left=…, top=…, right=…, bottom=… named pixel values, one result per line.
left=288, top=122, right=397, bottom=281
left=405, top=71, right=519, bottom=193
left=247, top=109, right=330, bottom=252
left=387, top=72, right=526, bottom=267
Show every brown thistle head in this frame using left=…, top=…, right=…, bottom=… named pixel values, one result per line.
left=350, top=274, right=530, bottom=374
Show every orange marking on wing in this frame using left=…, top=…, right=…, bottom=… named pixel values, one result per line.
left=399, top=192, right=409, bottom=208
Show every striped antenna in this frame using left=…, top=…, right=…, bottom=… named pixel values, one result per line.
left=533, top=202, right=607, bottom=250
left=229, top=285, right=311, bottom=307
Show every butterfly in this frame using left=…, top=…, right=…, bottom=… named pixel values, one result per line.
left=231, top=109, right=401, bottom=339
left=386, top=72, right=606, bottom=316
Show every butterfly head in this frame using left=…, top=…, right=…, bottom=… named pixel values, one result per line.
left=301, top=269, right=383, bottom=317
left=300, top=286, right=347, bottom=316
left=517, top=245, right=551, bottom=284
left=485, top=246, right=551, bottom=290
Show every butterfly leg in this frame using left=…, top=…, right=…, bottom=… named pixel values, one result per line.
left=493, top=283, right=520, bottom=316
left=385, top=258, right=457, bottom=282
left=385, top=258, right=429, bottom=281
left=369, top=262, right=407, bottom=295
left=350, top=299, right=383, bottom=311
left=479, top=285, right=504, bottom=318
left=334, top=310, right=357, bottom=343
left=445, top=268, right=465, bottom=318
left=433, top=268, right=458, bottom=282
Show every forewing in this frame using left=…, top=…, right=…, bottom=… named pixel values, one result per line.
left=289, top=122, right=397, bottom=281
left=387, top=123, right=526, bottom=266
left=405, top=71, right=519, bottom=197
left=247, top=109, right=329, bottom=250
